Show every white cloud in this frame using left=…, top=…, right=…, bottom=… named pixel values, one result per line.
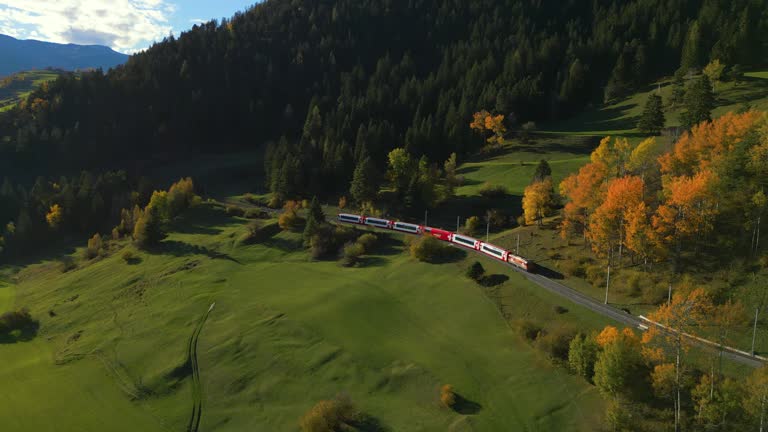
left=189, top=18, right=205, bottom=24
left=0, top=0, right=176, bottom=53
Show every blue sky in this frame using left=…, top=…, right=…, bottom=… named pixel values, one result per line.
left=0, top=0, right=258, bottom=54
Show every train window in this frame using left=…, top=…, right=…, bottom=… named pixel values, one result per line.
left=339, top=215, right=360, bottom=222
left=453, top=236, right=475, bottom=246
left=482, top=245, right=503, bottom=257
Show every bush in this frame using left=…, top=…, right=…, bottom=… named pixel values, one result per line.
left=121, top=249, right=136, bottom=263
left=278, top=201, right=304, bottom=231
left=563, top=259, right=586, bottom=277
left=535, top=327, right=576, bottom=362
left=341, top=242, right=365, bottom=267
left=513, top=319, right=542, bottom=342
left=0, top=308, right=36, bottom=335
left=356, top=233, right=378, bottom=254
left=83, top=233, right=103, bottom=260
left=478, top=182, right=508, bottom=199
left=338, top=196, right=347, bottom=209
left=244, top=208, right=269, bottom=219
left=486, top=208, right=508, bottom=229
left=267, top=194, right=282, bottom=209
left=410, top=236, right=459, bottom=263
left=58, top=256, right=77, bottom=273
left=225, top=205, right=246, bottom=217
left=300, top=394, right=361, bottom=432
left=642, top=282, right=669, bottom=305
left=310, top=224, right=357, bottom=260
left=466, top=261, right=485, bottom=281
left=585, top=264, right=606, bottom=287
left=440, top=384, right=457, bottom=408
left=554, top=305, right=568, bottom=314
left=465, top=216, right=481, bottom=234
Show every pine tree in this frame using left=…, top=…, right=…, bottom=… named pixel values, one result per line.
left=308, top=196, right=324, bottom=223
left=637, top=94, right=665, bottom=135
left=302, top=214, right=317, bottom=247
left=532, top=160, right=552, bottom=183
left=350, top=157, right=378, bottom=204
left=680, top=75, right=716, bottom=129
left=133, top=205, right=166, bottom=248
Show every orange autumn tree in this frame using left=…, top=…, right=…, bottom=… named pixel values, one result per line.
left=652, top=170, right=718, bottom=262
left=470, top=110, right=506, bottom=146
left=642, top=288, right=714, bottom=431
left=588, top=176, right=645, bottom=261
left=559, top=161, right=608, bottom=239
left=659, top=110, right=763, bottom=177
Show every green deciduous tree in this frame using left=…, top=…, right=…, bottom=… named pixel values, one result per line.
left=568, top=333, right=599, bottom=381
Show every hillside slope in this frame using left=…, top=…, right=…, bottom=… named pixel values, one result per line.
left=0, top=34, right=127, bottom=77
left=0, top=204, right=608, bottom=431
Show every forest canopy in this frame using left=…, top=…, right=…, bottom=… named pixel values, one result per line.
left=0, top=0, right=766, bottom=193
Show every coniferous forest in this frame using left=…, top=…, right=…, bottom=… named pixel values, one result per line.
left=0, top=0, right=767, bottom=257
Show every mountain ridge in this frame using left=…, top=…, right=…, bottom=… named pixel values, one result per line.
left=0, top=34, right=128, bottom=77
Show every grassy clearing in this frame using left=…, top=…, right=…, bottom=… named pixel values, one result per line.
left=0, top=204, right=607, bottom=431
left=540, top=69, right=768, bottom=136
left=0, top=70, right=64, bottom=111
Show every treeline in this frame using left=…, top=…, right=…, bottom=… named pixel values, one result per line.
left=1, top=0, right=766, bottom=193
left=559, top=110, right=768, bottom=268
left=0, top=171, right=152, bottom=259
left=0, top=172, right=196, bottom=260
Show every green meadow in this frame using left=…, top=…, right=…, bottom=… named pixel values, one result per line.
left=0, top=204, right=608, bottom=431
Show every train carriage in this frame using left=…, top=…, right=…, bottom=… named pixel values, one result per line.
left=364, top=217, right=393, bottom=229
left=450, top=233, right=481, bottom=250
left=423, top=226, right=452, bottom=241
left=479, top=242, right=508, bottom=262
left=337, top=213, right=364, bottom=224
left=393, top=221, right=422, bottom=234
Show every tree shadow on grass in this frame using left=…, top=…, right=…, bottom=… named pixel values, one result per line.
left=350, top=414, right=390, bottom=432
left=0, top=322, right=40, bottom=344
left=125, top=256, right=143, bottom=265
left=156, top=240, right=242, bottom=264
left=453, top=394, right=483, bottom=415
left=479, top=274, right=509, bottom=287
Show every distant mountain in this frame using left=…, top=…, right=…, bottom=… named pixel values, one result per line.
left=0, top=34, right=127, bottom=77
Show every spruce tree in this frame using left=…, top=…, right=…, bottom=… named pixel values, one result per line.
left=680, top=75, right=715, bottom=129
left=302, top=214, right=317, bottom=247
left=349, top=157, right=378, bottom=204
left=637, top=94, right=665, bottom=135
left=308, top=196, right=325, bottom=223
left=133, top=205, right=166, bottom=249
left=532, top=160, right=552, bottom=183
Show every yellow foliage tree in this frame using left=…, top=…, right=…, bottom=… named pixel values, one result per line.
left=523, top=179, right=554, bottom=226
left=46, top=204, right=63, bottom=229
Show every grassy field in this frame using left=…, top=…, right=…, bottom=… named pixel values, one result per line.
left=540, top=69, right=768, bottom=136
left=0, top=70, right=65, bottom=112
left=0, top=204, right=609, bottom=431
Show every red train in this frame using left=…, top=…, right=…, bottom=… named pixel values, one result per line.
left=337, top=213, right=535, bottom=272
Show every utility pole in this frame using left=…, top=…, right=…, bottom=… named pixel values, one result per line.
left=486, top=218, right=490, bottom=242
left=753, top=306, right=760, bottom=356
left=456, top=216, right=460, bottom=232
left=604, top=264, right=611, bottom=304
left=516, top=234, right=520, bottom=255
left=424, top=209, right=428, bottom=227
